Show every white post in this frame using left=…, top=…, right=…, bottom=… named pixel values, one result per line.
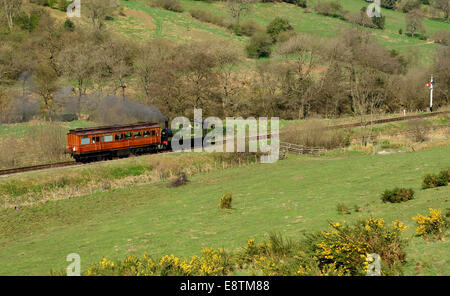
left=430, top=75, right=433, bottom=112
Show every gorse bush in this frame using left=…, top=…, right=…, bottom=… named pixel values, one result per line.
left=87, top=249, right=232, bottom=276
left=83, top=217, right=409, bottom=276
left=412, top=208, right=447, bottom=240
left=422, top=169, right=449, bottom=189
left=304, top=218, right=408, bottom=275
left=219, top=193, right=232, bottom=209
left=381, top=188, right=415, bottom=203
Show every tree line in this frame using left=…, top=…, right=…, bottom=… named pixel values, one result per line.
left=0, top=0, right=449, bottom=125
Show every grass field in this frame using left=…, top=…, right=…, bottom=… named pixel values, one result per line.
left=0, top=145, right=448, bottom=275
left=113, top=0, right=450, bottom=63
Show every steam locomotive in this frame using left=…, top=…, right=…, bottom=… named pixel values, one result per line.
left=67, top=121, right=173, bottom=163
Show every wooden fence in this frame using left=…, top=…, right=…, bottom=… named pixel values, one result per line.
left=280, top=142, right=326, bottom=155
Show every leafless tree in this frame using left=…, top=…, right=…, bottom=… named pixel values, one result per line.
left=405, top=9, right=426, bottom=37
left=351, top=70, right=384, bottom=146
left=0, top=0, right=22, bottom=30
left=33, top=62, right=60, bottom=118
left=84, top=0, right=117, bottom=30
left=227, top=0, right=254, bottom=28
left=58, top=41, right=98, bottom=117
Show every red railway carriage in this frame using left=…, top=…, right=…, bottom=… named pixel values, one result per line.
left=67, top=122, right=166, bottom=162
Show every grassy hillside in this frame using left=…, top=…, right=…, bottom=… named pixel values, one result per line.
left=0, top=146, right=448, bottom=275
left=112, top=0, right=450, bottom=62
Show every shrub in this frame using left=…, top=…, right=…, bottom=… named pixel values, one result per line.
left=169, top=172, right=190, bottom=187
left=304, top=218, right=408, bottom=275
left=336, top=203, right=351, bottom=215
left=433, top=30, right=450, bottom=46
left=266, top=17, right=294, bottom=42
left=219, top=193, right=232, bottom=209
left=314, top=1, right=345, bottom=19
left=86, top=249, right=232, bottom=276
left=296, top=0, right=307, bottom=8
left=64, top=18, right=75, bottom=32
left=238, top=19, right=263, bottom=37
left=397, top=0, right=421, bottom=12
left=189, top=9, right=225, bottom=26
left=151, top=0, right=184, bottom=12
left=82, top=217, right=408, bottom=276
left=280, top=119, right=350, bottom=149
left=422, top=169, right=449, bottom=189
left=245, top=32, right=273, bottom=58
left=412, top=208, right=447, bottom=240
left=381, top=188, right=414, bottom=203
left=371, top=14, right=386, bottom=30
left=14, top=11, right=41, bottom=32
left=406, top=119, right=431, bottom=142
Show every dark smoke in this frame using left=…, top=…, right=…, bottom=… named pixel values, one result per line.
left=92, top=95, right=167, bottom=124
left=1, top=97, right=40, bottom=124
left=3, top=82, right=166, bottom=125
left=54, top=89, right=166, bottom=124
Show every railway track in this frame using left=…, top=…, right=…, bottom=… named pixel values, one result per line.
left=0, top=161, right=78, bottom=176
left=325, top=110, right=449, bottom=130
left=1, top=110, right=448, bottom=177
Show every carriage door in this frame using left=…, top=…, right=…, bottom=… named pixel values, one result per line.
left=92, top=135, right=101, bottom=151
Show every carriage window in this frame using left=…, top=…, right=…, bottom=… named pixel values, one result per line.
left=81, top=137, right=90, bottom=145
left=125, top=132, right=132, bottom=139
left=151, top=130, right=156, bottom=136
left=93, top=136, right=100, bottom=143
left=134, top=132, right=142, bottom=138
left=143, top=131, right=150, bottom=137
left=115, top=134, right=123, bottom=141
left=104, top=135, right=113, bottom=142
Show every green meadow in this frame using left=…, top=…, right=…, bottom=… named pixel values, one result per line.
left=114, top=0, right=450, bottom=63
left=0, top=146, right=448, bottom=275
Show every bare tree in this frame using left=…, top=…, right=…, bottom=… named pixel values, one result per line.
left=351, top=70, right=384, bottom=146
left=33, top=62, right=60, bottom=119
left=0, top=0, right=22, bottom=30
left=227, top=0, right=254, bottom=28
left=58, top=41, right=98, bottom=117
left=99, top=36, right=136, bottom=98
left=84, top=0, right=117, bottom=30
left=405, top=9, right=426, bottom=37
left=134, top=40, right=175, bottom=103
left=213, top=42, right=240, bottom=116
